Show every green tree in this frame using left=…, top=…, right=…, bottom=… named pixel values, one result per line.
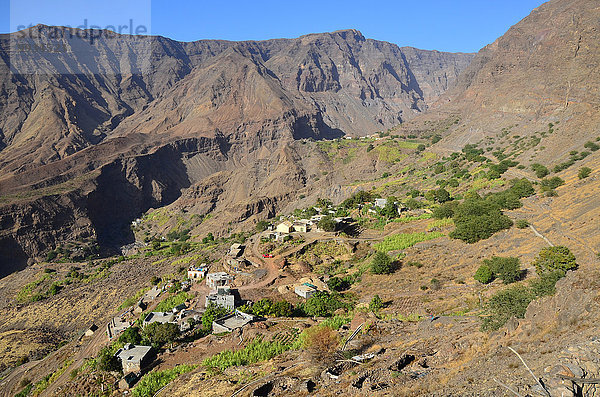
left=304, top=291, right=345, bottom=317
left=371, top=251, right=393, bottom=275
left=433, top=201, right=457, bottom=219
left=318, top=216, right=337, bottom=232
left=201, top=304, right=230, bottom=331
left=483, top=256, right=521, bottom=284
left=531, top=163, right=549, bottom=179
left=118, top=326, right=142, bottom=345
left=578, top=167, right=592, bottom=179
left=270, top=300, right=294, bottom=317
left=142, top=322, right=180, bottom=347
left=405, top=198, right=422, bottom=210
left=251, top=299, right=274, bottom=317
left=97, top=347, right=122, bottom=372
left=434, top=188, right=451, bottom=203
left=533, top=246, right=577, bottom=275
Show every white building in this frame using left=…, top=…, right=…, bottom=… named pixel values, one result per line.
left=206, top=272, right=232, bottom=289
left=295, top=284, right=317, bottom=299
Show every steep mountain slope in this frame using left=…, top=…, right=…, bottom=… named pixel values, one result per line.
left=0, top=27, right=473, bottom=275
left=427, top=0, right=600, bottom=160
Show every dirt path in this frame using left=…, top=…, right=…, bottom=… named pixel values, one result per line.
left=528, top=224, right=554, bottom=247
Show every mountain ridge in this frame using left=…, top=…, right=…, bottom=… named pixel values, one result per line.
left=0, top=27, right=474, bottom=274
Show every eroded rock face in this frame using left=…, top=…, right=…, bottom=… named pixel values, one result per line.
left=0, top=28, right=473, bottom=274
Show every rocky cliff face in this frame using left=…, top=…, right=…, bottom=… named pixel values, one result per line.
left=428, top=0, right=600, bottom=157
left=0, top=27, right=473, bottom=274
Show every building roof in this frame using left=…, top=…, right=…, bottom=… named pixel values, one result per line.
left=115, top=344, right=152, bottom=363
left=295, top=284, right=317, bottom=293
left=278, top=220, right=293, bottom=227
left=144, top=312, right=176, bottom=324
left=213, top=311, right=254, bottom=332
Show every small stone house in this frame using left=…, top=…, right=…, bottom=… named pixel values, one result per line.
left=115, top=344, right=153, bottom=373
left=276, top=220, right=293, bottom=234
left=293, top=221, right=309, bottom=233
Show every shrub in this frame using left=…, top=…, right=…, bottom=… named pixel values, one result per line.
left=578, top=167, right=592, bottom=179
left=483, top=256, right=521, bottom=284
left=201, top=304, right=230, bottom=331
left=450, top=199, right=513, bottom=243
left=481, top=285, right=534, bottom=331
left=474, top=265, right=494, bottom=284
left=516, top=219, right=529, bottom=229
left=317, top=216, right=337, bottom=232
left=531, top=163, right=549, bottom=178
left=533, top=246, right=577, bottom=275
left=529, top=270, right=565, bottom=297
left=304, top=291, right=347, bottom=317
left=46, top=250, right=58, bottom=262
left=327, top=276, right=350, bottom=292
left=154, top=291, right=192, bottom=312
left=369, top=295, right=383, bottom=312
left=132, top=365, right=196, bottom=397
left=371, top=251, right=393, bottom=275
left=540, top=176, right=565, bottom=191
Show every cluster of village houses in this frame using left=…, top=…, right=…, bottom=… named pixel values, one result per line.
left=96, top=241, right=322, bottom=389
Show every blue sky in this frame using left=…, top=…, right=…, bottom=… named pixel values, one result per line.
left=1, top=0, right=547, bottom=53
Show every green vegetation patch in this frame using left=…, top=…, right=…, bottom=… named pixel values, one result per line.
left=203, top=336, right=295, bottom=371
left=154, top=291, right=193, bottom=312
left=132, top=364, right=197, bottom=397
left=374, top=231, right=444, bottom=252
